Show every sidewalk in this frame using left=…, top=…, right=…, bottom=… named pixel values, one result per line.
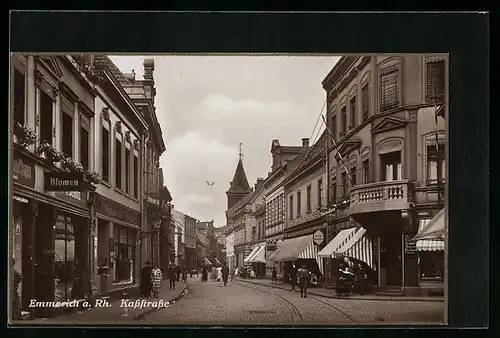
left=236, top=278, right=445, bottom=302
left=22, top=277, right=193, bottom=324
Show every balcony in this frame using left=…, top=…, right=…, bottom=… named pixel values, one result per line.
left=349, top=180, right=409, bottom=215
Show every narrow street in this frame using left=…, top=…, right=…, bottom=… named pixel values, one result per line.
left=138, top=278, right=445, bottom=325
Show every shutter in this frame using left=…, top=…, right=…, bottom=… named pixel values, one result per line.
left=362, top=84, right=369, bottom=119
left=13, top=69, right=26, bottom=125
left=426, top=60, right=445, bottom=103
left=380, top=66, right=399, bottom=111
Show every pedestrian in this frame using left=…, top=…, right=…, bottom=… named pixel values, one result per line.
left=217, top=266, right=223, bottom=282
left=168, top=264, right=176, bottom=290
left=298, top=264, right=309, bottom=298
left=140, top=260, right=152, bottom=298
left=222, top=262, right=229, bottom=286
left=151, top=264, right=162, bottom=298
left=271, top=266, right=277, bottom=284
left=290, top=263, right=297, bottom=291
left=355, top=263, right=368, bottom=295
left=182, top=266, right=188, bottom=283
left=11, top=258, right=22, bottom=320
left=211, top=267, right=217, bottom=282
left=176, top=265, right=181, bottom=281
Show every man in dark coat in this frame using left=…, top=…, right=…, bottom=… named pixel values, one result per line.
left=176, top=265, right=182, bottom=281
left=168, top=264, right=176, bottom=290
left=140, top=260, right=152, bottom=297
left=298, top=264, right=310, bottom=298
left=222, top=262, right=230, bottom=286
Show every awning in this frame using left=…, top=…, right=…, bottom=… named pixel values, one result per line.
left=203, top=257, right=212, bottom=266
left=269, top=235, right=314, bottom=262
left=214, top=257, right=222, bottom=265
left=248, top=244, right=266, bottom=264
left=333, top=227, right=374, bottom=269
left=317, top=228, right=357, bottom=257
left=244, top=246, right=261, bottom=263
left=413, top=209, right=445, bottom=241
left=416, top=239, right=445, bottom=251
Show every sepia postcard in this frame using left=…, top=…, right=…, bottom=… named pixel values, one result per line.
left=9, top=53, right=447, bottom=326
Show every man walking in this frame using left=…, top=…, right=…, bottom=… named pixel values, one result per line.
left=298, top=264, right=309, bottom=298
left=222, top=262, right=230, bottom=286
left=168, top=264, right=176, bottom=290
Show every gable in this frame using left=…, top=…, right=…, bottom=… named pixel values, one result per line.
left=336, top=138, right=362, bottom=158
left=372, top=116, right=408, bottom=135
left=39, top=56, right=64, bottom=79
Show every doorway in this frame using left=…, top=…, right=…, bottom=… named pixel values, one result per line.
left=379, top=230, right=403, bottom=286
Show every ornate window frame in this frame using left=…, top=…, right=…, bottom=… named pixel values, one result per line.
left=422, top=131, right=446, bottom=185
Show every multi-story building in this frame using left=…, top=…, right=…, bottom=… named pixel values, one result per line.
left=268, top=132, right=328, bottom=282
left=224, top=228, right=235, bottom=272
left=319, top=55, right=446, bottom=295
left=263, top=139, right=305, bottom=279
left=171, top=208, right=197, bottom=269
left=11, top=55, right=102, bottom=319
left=171, top=209, right=185, bottom=267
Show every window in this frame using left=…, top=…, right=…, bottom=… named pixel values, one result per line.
left=306, top=185, right=312, bottom=212
left=362, top=83, right=369, bottom=121
left=113, top=226, right=136, bottom=283
left=426, top=60, right=445, bottom=104
left=102, top=128, right=110, bottom=181
left=40, top=91, right=53, bottom=145
left=13, top=69, right=25, bottom=125
left=331, top=179, right=337, bottom=202
left=331, top=114, right=337, bottom=142
left=426, top=143, right=445, bottom=184
left=341, top=106, right=347, bottom=135
left=350, top=96, right=357, bottom=129
left=62, top=112, right=73, bottom=157
left=80, top=127, right=89, bottom=169
left=350, top=167, right=357, bottom=187
left=380, top=65, right=400, bottom=111
left=125, top=148, right=131, bottom=193
left=341, top=172, right=348, bottom=197
left=362, top=159, right=370, bottom=184
left=296, top=191, right=301, bottom=217
left=115, top=138, right=122, bottom=189
left=133, top=155, right=139, bottom=198
left=289, top=195, right=294, bottom=219
left=380, top=151, right=402, bottom=181
left=318, top=179, right=323, bottom=208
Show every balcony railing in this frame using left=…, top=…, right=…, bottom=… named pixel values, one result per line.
left=349, top=179, right=409, bottom=215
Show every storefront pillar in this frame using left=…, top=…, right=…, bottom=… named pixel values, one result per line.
left=22, top=200, right=37, bottom=315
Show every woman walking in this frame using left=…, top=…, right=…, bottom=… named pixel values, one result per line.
left=151, top=264, right=162, bottom=298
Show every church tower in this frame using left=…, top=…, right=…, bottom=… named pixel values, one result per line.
left=226, top=143, right=252, bottom=210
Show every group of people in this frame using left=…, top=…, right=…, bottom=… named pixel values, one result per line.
left=336, top=257, right=369, bottom=296
left=140, top=261, right=190, bottom=298
left=200, top=262, right=229, bottom=286
left=285, top=263, right=310, bottom=298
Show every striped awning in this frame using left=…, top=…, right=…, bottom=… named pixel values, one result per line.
left=317, top=228, right=357, bottom=257
left=333, top=227, right=374, bottom=269
left=298, top=240, right=324, bottom=274
left=413, top=209, right=445, bottom=241
left=214, top=257, right=222, bottom=265
left=416, top=239, right=445, bottom=251
left=203, top=258, right=212, bottom=265
left=269, top=235, right=314, bottom=262
left=244, top=246, right=260, bottom=263
left=248, top=244, right=266, bottom=264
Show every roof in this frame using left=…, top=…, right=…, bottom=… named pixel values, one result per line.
left=93, top=55, right=132, bottom=87
left=196, top=229, right=208, bottom=246
left=226, top=159, right=252, bottom=194
left=227, top=191, right=253, bottom=215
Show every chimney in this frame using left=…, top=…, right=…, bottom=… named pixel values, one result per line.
left=255, top=177, right=265, bottom=191
left=143, top=59, right=155, bottom=81
left=302, top=138, right=310, bottom=148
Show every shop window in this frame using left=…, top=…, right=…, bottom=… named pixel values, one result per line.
left=125, top=147, right=130, bottom=193
left=115, top=138, right=122, bottom=189
left=380, top=64, right=400, bottom=111
left=133, top=155, right=139, bottom=198
left=102, top=127, right=110, bottom=181
left=113, top=226, right=136, bottom=283
left=13, top=68, right=26, bottom=125
left=380, top=151, right=402, bottom=181
left=54, top=214, right=84, bottom=301
left=427, top=143, right=445, bottom=185
left=420, top=251, right=444, bottom=281
left=61, top=112, right=73, bottom=158
left=40, top=91, right=53, bottom=145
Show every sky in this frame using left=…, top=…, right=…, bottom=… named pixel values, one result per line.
left=110, top=55, right=340, bottom=227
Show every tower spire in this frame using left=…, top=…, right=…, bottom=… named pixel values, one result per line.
left=239, top=143, right=243, bottom=162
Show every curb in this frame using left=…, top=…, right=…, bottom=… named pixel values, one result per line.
left=133, top=282, right=189, bottom=320
left=237, top=279, right=444, bottom=302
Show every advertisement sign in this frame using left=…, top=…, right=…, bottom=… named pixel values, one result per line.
left=313, top=230, right=325, bottom=245
left=45, top=172, right=84, bottom=191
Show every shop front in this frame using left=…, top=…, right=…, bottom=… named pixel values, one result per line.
left=95, top=194, right=141, bottom=296
left=265, top=236, right=281, bottom=279
left=246, top=242, right=266, bottom=278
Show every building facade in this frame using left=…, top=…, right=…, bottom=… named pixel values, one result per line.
left=184, top=214, right=197, bottom=270
left=224, top=229, right=235, bottom=272
left=321, top=55, right=446, bottom=294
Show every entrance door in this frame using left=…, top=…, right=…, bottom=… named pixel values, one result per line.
left=379, top=231, right=403, bottom=286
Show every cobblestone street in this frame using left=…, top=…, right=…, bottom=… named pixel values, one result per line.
left=138, top=278, right=445, bottom=325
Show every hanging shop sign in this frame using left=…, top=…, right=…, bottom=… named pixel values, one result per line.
left=313, top=229, right=325, bottom=245
left=145, top=194, right=161, bottom=207
left=44, top=172, right=84, bottom=191
left=404, top=234, right=417, bottom=254
left=13, top=153, right=35, bottom=188
left=96, top=194, right=141, bottom=226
